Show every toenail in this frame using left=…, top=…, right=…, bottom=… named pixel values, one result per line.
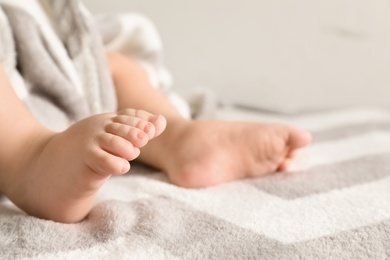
left=149, top=115, right=160, bottom=122
left=144, top=123, right=151, bottom=133
left=137, top=131, right=145, bottom=139
left=122, top=161, right=130, bottom=173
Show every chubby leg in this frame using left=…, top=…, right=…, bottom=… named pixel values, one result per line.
left=0, top=66, right=166, bottom=222
left=108, top=53, right=312, bottom=188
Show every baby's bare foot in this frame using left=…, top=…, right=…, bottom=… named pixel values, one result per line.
left=162, top=121, right=311, bottom=188
left=3, top=109, right=166, bottom=223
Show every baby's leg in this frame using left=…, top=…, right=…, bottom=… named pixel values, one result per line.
left=0, top=66, right=166, bottom=223
left=107, top=53, right=312, bottom=188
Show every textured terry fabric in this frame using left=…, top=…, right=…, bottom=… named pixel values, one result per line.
left=0, top=107, right=389, bottom=259
left=0, top=0, right=191, bottom=131
left=0, top=0, right=116, bottom=131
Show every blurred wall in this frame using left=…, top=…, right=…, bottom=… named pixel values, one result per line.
left=83, top=0, right=390, bottom=112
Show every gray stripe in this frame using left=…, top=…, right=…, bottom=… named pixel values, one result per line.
left=251, top=153, right=390, bottom=199
left=312, top=122, right=390, bottom=143
left=130, top=197, right=390, bottom=260
left=1, top=196, right=388, bottom=259
left=0, top=206, right=101, bottom=258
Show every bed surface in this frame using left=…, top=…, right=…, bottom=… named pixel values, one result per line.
left=1, top=107, right=389, bottom=259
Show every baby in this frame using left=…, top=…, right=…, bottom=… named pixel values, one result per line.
left=0, top=3, right=311, bottom=223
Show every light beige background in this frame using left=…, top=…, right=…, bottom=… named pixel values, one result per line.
left=84, top=0, right=390, bottom=112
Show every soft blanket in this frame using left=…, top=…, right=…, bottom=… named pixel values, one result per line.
left=0, top=107, right=390, bottom=259
left=0, top=0, right=389, bottom=259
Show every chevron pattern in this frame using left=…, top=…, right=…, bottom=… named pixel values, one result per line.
left=0, top=107, right=389, bottom=259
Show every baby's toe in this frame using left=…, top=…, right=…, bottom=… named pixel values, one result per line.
left=97, top=132, right=140, bottom=161
left=287, top=127, right=312, bottom=149
left=88, top=148, right=131, bottom=176
left=117, top=109, right=166, bottom=138
left=286, top=150, right=297, bottom=159
left=106, top=122, right=149, bottom=148
left=148, top=115, right=167, bottom=137
left=277, top=159, right=290, bottom=172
